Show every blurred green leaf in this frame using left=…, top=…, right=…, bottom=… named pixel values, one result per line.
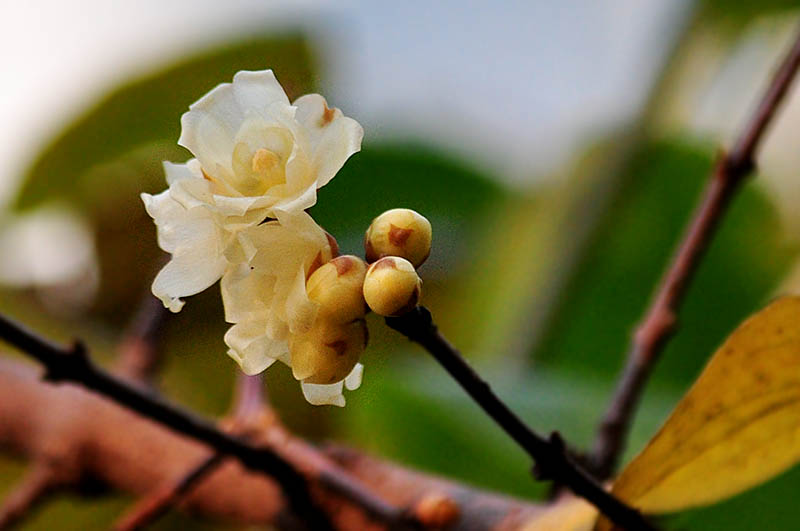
left=535, top=138, right=796, bottom=387
left=311, top=143, right=505, bottom=258
left=699, top=0, right=800, bottom=26
left=338, top=358, right=677, bottom=501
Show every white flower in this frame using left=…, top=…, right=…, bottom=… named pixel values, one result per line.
left=142, top=70, right=363, bottom=311
left=222, top=210, right=362, bottom=407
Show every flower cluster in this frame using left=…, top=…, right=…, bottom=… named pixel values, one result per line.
left=143, top=70, right=364, bottom=405
left=144, top=70, right=432, bottom=407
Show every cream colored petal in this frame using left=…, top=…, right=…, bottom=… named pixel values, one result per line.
left=152, top=245, right=226, bottom=313
left=169, top=175, right=213, bottom=210
left=271, top=208, right=325, bottom=242
left=301, top=380, right=346, bottom=407
left=179, top=110, right=237, bottom=184
left=141, top=190, right=181, bottom=253
left=248, top=211, right=326, bottom=274
left=143, top=193, right=227, bottom=311
left=212, top=194, right=276, bottom=217
left=344, top=363, right=363, bottom=391
left=163, top=160, right=201, bottom=186
left=272, top=181, right=317, bottom=216
left=225, top=321, right=286, bottom=375
left=293, top=94, right=364, bottom=188
left=220, top=263, right=275, bottom=323
left=231, top=70, right=290, bottom=113
left=179, top=70, right=290, bottom=181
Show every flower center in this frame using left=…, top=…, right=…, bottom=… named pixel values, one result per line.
left=251, top=148, right=281, bottom=174
left=230, top=141, right=288, bottom=196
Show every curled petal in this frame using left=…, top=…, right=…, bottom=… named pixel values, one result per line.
left=345, top=363, right=364, bottom=391
left=142, top=192, right=227, bottom=311
left=293, top=94, right=364, bottom=188
left=300, top=364, right=364, bottom=407
left=225, top=321, right=286, bottom=375
left=163, top=160, right=200, bottom=186
left=168, top=174, right=214, bottom=211
left=301, top=380, right=346, bottom=407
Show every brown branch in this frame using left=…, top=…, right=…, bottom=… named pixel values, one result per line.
left=0, top=357, right=549, bottom=529
left=386, top=307, right=654, bottom=530
left=116, top=374, right=407, bottom=531
left=0, top=312, right=332, bottom=530
left=113, top=374, right=266, bottom=531
left=589, top=25, right=800, bottom=481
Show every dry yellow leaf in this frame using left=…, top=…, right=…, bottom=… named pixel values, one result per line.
left=596, top=296, right=800, bottom=530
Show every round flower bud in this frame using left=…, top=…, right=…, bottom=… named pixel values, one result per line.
left=306, top=255, right=368, bottom=324
left=364, top=208, right=432, bottom=267
left=290, top=319, right=367, bottom=384
left=363, top=256, right=422, bottom=316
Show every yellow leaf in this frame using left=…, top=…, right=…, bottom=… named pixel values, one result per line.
left=597, top=296, right=800, bottom=529
left=522, top=496, right=599, bottom=531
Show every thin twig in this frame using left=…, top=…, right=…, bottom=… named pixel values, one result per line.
left=589, top=25, right=800, bottom=480
left=115, top=294, right=170, bottom=384
left=386, top=306, right=654, bottom=530
left=0, top=312, right=332, bottom=530
left=113, top=453, right=225, bottom=531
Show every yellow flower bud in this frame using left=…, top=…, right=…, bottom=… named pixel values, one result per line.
left=364, top=208, right=432, bottom=268
left=290, top=319, right=367, bottom=384
left=363, top=256, right=422, bottom=316
left=306, top=255, right=368, bottom=324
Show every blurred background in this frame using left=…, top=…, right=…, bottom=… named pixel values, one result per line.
left=2, top=0, right=800, bottom=528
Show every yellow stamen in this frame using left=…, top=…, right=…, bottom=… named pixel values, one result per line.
left=251, top=148, right=280, bottom=174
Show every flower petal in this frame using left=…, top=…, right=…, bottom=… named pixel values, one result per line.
left=293, top=94, right=364, bottom=188
left=163, top=160, right=199, bottom=186
left=142, top=191, right=227, bottom=311
left=225, top=321, right=286, bottom=375
left=179, top=70, right=290, bottom=181
left=344, top=363, right=364, bottom=391
left=220, top=263, right=276, bottom=323
left=301, top=380, right=346, bottom=407
left=169, top=173, right=214, bottom=211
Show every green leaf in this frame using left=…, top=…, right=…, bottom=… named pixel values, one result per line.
left=699, top=0, right=800, bottom=25
left=535, top=138, right=797, bottom=388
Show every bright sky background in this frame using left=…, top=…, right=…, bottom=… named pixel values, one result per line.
left=0, top=0, right=687, bottom=206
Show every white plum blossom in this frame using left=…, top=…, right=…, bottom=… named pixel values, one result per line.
left=142, top=69, right=366, bottom=406
left=142, top=70, right=363, bottom=311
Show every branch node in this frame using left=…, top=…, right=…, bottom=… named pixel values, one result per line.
left=44, top=340, right=90, bottom=383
